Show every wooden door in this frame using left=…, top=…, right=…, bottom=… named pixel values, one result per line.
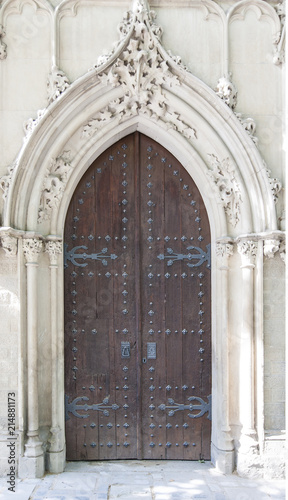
left=64, top=133, right=211, bottom=460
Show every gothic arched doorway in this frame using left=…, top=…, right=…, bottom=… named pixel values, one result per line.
left=64, top=133, right=211, bottom=460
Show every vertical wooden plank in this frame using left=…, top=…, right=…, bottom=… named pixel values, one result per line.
left=139, top=135, right=166, bottom=459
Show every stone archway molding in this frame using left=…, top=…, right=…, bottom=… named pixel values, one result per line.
left=0, top=0, right=284, bottom=479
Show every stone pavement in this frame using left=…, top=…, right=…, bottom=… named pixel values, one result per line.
left=0, top=461, right=286, bottom=500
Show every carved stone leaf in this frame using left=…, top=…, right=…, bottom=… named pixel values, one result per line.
left=0, top=162, right=17, bottom=200
left=207, top=154, right=242, bottom=227
left=38, top=152, right=73, bottom=222
left=47, top=67, right=70, bottom=104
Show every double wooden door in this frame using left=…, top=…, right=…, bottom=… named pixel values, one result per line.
left=64, top=133, right=211, bottom=460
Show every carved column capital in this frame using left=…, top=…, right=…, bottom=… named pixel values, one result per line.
left=237, top=240, right=258, bottom=267
left=216, top=241, right=234, bottom=269
left=263, top=239, right=280, bottom=258
left=23, top=238, right=43, bottom=264
left=45, top=240, right=62, bottom=266
left=216, top=242, right=234, bottom=258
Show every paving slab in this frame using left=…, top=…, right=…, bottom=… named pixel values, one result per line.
left=0, top=461, right=286, bottom=499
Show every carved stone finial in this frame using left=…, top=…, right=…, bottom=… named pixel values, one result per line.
left=38, top=152, right=73, bottom=222
left=47, top=67, right=70, bottom=104
left=1, top=235, right=18, bottom=256
left=237, top=240, right=258, bottom=267
left=207, top=154, right=242, bottom=227
left=215, top=76, right=238, bottom=110
left=23, top=238, right=43, bottom=263
left=45, top=240, right=62, bottom=265
left=264, top=239, right=280, bottom=258
left=0, top=25, right=7, bottom=60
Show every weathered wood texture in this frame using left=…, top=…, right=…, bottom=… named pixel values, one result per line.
left=64, top=133, right=211, bottom=460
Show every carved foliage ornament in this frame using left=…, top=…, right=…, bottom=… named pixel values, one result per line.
left=215, top=76, right=258, bottom=145
left=47, top=67, right=70, bottom=104
left=0, top=162, right=17, bottom=201
left=83, top=0, right=196, bottom=141
left=23, top=108, right=46, bottom=141
left=23, top=238, right=43, bottom=263
left=263, top=162, right=282, bottom=203
left=237, top=240, right=258, bottom=266
left=215, top=76, right=238, bottom=110
left=207, top=154, right=242, bottom=227
left=45, top=240, right=62, bottom=265
left=38, top=152, right=73, bottom=222
left=1, top=235, right=18, bottom=256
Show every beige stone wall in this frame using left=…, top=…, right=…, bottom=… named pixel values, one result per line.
left=264, top=256, right=285, bottom=432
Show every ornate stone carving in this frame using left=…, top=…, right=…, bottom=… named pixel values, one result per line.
left=1, top=235, right=18, bottom=256
left=0, top=25, right=7, bottom=60
left=45, top=240, right=62, bottom=265
left=263, top=239, right=280, bottom=258
left=24, top=109, right=46, bottom=141
left=0, top=161, right=17, bottom=200
left=38, top=152, right=73, bottom=222
left=237, top=240, right=258, bottom=266
left=85, top=0, right=196, bottom=140
left=235, top=113, right=258, bottom=146
left=216, top=242, right=234, bottom=258
left=215, top=76, right=237, bottom=110
left=207, top=154, right=242, bottom=227
left=23, top=238, right=43, bottom=263
left=47, top=67, right=70, bottom=104
left=273, top=2, right=285, bottom=65
left=264, top=162, right=282, bottom=202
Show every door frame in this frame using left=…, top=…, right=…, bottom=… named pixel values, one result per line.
left=0, top=0, right=281, bottom=478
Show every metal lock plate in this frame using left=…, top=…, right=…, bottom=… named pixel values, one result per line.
left=147, top=342, right=156, bottom=360
left=121, top=342, right=130, bottom=358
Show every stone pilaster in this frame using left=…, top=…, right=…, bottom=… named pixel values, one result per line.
left=45, top=239, right=65, bottom=473
left=211, top=241, right=235, bottom=473
left=18, top=238, right=45, bottom=478
left=236, top=239, right=259, bottom=474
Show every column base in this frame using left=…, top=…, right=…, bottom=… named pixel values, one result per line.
left=211, top=442, right=235, bottom=474
left=46, top=448, right=65, bottom=473
left=18, top=454, right=45, bottom=478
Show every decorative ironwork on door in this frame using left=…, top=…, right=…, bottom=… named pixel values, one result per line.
left=64, top=133, right=211, bottom=460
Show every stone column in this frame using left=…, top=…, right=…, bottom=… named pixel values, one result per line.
left=18, top=237, right=44, bottom=478
left=45, top=239, right=65, bottom=473
left=236, top=239, right=258, bottom=474
left=211, top=241, right=235, bottom=473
